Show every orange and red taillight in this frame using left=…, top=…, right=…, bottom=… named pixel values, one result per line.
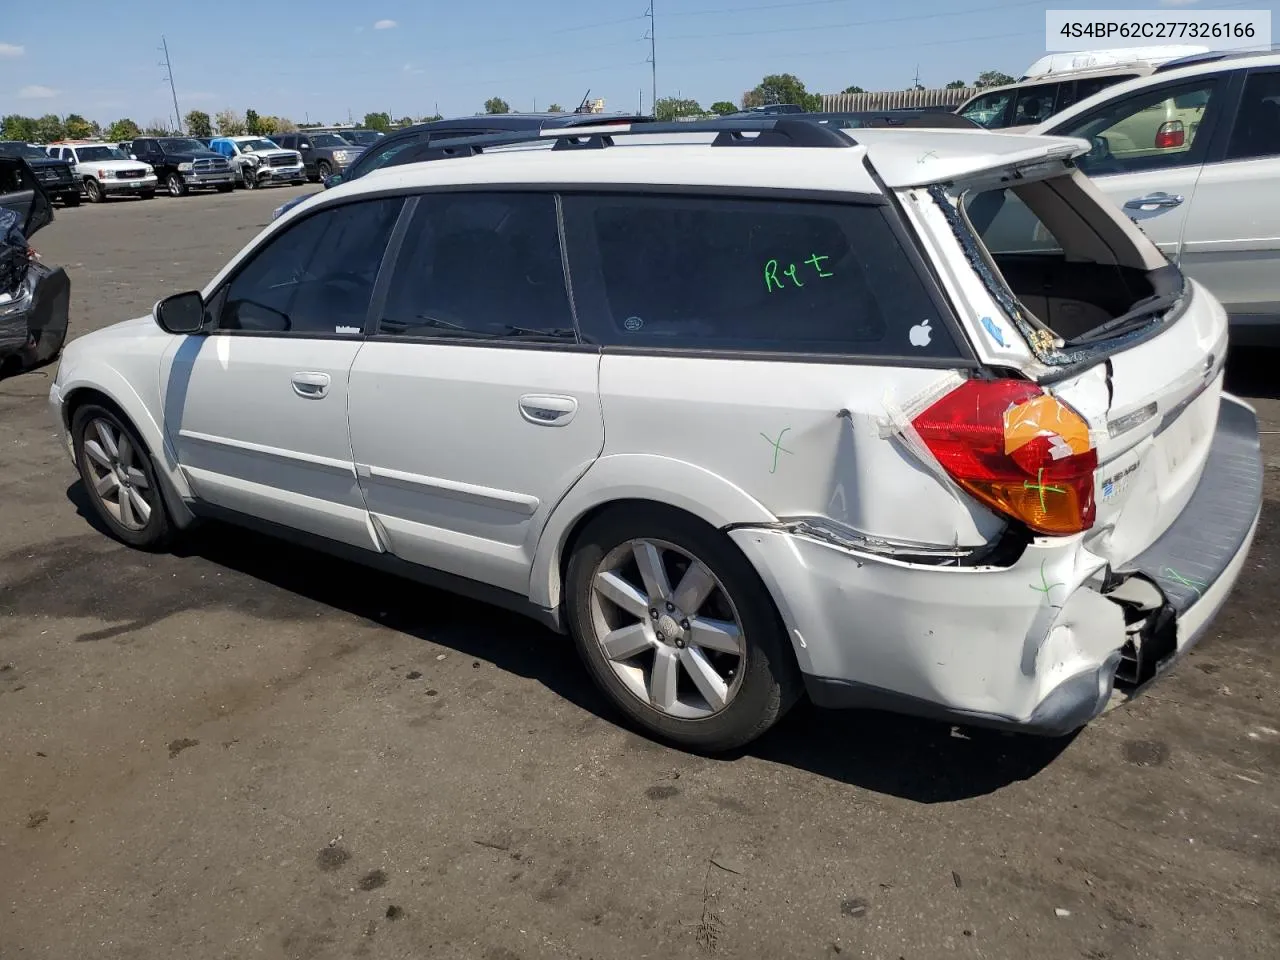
left=912, top=379, right=1097, bottom=535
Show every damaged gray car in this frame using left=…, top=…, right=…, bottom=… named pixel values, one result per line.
left=0, top=156, right=70, bottom=377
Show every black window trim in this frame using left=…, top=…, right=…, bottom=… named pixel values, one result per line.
left=203, top=191, right=409, bottom=339
left=1215, top=66, right=1275, bottom=165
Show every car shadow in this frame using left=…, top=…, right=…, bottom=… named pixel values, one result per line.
left=1226, top=345, right=1280, bottom=400
left=62, top=484, right=1070, bottom=802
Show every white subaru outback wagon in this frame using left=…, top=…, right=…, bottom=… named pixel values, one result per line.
left=49, top=119, right=1263, bottom=751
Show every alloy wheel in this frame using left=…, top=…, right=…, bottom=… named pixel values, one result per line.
left=167, top=175, right=183, bottom=196
left=589, top=538, right=746, bottom=720
left=81, top=418, right=152, bottom=531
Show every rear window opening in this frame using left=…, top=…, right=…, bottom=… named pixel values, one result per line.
left=939, top=169, right=1184, bottom=357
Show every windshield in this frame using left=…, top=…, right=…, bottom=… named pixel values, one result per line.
left=238, top=138, right=280, bottom=153
left=341, top=131, right=382, bottom=145
left=0, top=143, right=50, bottom=159
left=158, top=138, right=209, bottom=153
left=77, top=146, right=127, bottom=161
left=310, top=134, right=351, bottom=148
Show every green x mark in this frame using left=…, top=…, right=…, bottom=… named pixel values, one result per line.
left=760, top=427, right=793, bottom=474
left=1030, top=559, right=1065, bottom=609
left=1023, top=467, right=1067, bottom=511
left=1163, top=567, right=1208, bottom=598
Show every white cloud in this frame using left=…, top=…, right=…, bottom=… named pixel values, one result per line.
left=18, top=84, right=57, bottom=99
left=374, top=19, right=397, bottom=29
left=0, top=42, right=24, bottom=58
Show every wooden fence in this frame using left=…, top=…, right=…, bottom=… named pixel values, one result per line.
left=821, top=87, right=975, bottom=112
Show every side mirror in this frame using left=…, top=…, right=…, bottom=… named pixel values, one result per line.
left=323, top=173, right=342, bottom=188
left=299, top=143, right=311, bottom=150
left=154, top=291, right=206, bottom=334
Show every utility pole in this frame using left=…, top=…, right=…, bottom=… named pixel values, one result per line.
left=645, top=3, right=656, bottom=117
left=159, top=36, right=182, bottom=133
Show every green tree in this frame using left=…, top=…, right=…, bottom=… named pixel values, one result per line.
left=395, top=116, right=413, bottom=127
left=841, top=85, right=866, bottom=95
left=244, top=108, right=262, bottom=135
left=185, top=110, right=213, bottom=137
left=654, top=97, right=702, bottom=121
left=105, top=118, right=141, bottom=141
left=945, top=80, right=968, bottom=89
left=418, top=113, right=443, bottom=123
left=363, top=112, right=392, bottom=131
left=709, top=101, right=737, bottom=116
left=63, top=114, right=97, bottom=139
left=274, top=117, right=298, bottom=133
left=484, top=97, right=510, bottom=115
left=975, top=70, right=1015, bottom=89
left=546, top=103, right=564, bottom=113
left=1, top=114, right=39, bottom=141
left=33, top=114, right=66, bottom=143
left=742, top=74, right=820, bottom=112
left=256, top=116, right=282, bottom=134
left=214, top=109, right=246, bottom=136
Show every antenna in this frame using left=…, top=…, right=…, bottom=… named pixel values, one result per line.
left=575, top=89, right=591, bottom=113
left=159, top=36, right=182, bottom=133
left=645, top=3, right=656, bottom=117
left=913, top=64, right=921, bottom=89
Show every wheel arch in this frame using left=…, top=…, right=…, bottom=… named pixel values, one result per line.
left=529, top=454, right=779, bottom=615
left=60, top=375, right=197, bottom=528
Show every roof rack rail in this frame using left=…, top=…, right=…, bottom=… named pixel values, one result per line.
left=380, top=116, right=854, bottom=170
left=1153, top=49, right=1265, bottom=72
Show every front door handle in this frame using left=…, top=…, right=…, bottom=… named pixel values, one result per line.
left=1124, top=192, right=1185, bottom=210
left=519, top=394, right=578, bottom=426
left=291, top=372, right=331, bottom=399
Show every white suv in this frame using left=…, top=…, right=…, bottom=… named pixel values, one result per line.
left=1029, top=51, right=1280, bottom=345
left=48, top=120, right=1262, bottom=751
left=46, top=142, right=157, bottom=202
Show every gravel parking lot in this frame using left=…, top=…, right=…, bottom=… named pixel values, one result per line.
left=1, top=186, right=1278, bottom=960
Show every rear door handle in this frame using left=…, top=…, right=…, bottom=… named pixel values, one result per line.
left=291, top=372, right=331, bottom=399
left=1124, top=192, right=1185, bottom=209
left=519, top=394, right=578, bottom=426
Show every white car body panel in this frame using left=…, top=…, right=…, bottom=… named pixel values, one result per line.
left=1082, top=164, right=1203, bottom=258
left=347, top=344, right=605, bottom=595
left=164, top=335, right=373, bottom=550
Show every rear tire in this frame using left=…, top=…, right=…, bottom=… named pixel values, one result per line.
left=564, top=504, right=801, bottom=752
left=72, top=403, right=172, bottom=550
left=84, top=178, right=104, bottom=203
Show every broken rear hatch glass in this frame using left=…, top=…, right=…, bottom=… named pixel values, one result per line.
left=890, top=139, right=1232, bottom=571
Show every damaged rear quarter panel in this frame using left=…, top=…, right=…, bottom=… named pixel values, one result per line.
left=596, top=354, right=1003, bottom=547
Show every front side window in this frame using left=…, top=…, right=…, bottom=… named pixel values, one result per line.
left=959, top=90, right=1014, bottom=129
left=561, top=194, right=960, bottom=359
left=1226, top=70, right=1280, bottom=161
left=1057, top=78, right=1220, bottom=175
left=1012, top=83, right=1060, bottom=125
left=218, top=197, right=403, bottom=334
left=379, top=192, right=573, bottom=339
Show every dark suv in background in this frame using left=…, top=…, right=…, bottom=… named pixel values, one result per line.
left=272, top=113, right=653, bottom=219
left=0, top=142, right=80, bottom=206
left=269, top=132, right=363, bottom=182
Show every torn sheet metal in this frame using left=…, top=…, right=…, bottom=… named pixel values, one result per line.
left=0, top=263, right=70, bottom=367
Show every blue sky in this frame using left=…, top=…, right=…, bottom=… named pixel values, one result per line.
left=1, top=0, right=1274, bottom=125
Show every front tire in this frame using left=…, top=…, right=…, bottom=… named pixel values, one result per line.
left=166, top=173, right=187, bottom=197
left=564, top=505, right=801, bottom=752
left=316, top=160, right=332, bottom=180
left=84, top=178, right=104, bottom=203
left=72, top=404, right=172, bottom=550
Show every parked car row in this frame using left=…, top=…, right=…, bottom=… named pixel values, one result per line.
left=0, top=129, right=384, bottom=205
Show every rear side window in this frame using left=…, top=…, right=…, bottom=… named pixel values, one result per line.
left=562, top=194, right=960, bottom=359
left=1226, top=70, right=1280, bottom=160
left=1012, top=83, right=1060, bottom=125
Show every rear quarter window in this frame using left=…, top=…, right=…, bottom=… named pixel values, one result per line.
left=561, top=194, right=962, bottom=360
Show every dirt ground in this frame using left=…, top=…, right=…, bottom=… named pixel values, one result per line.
left=1, top=186, right=1277, bottom=960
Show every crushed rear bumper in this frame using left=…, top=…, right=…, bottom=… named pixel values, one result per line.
left=735, top=395, right=1263, bottom=736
